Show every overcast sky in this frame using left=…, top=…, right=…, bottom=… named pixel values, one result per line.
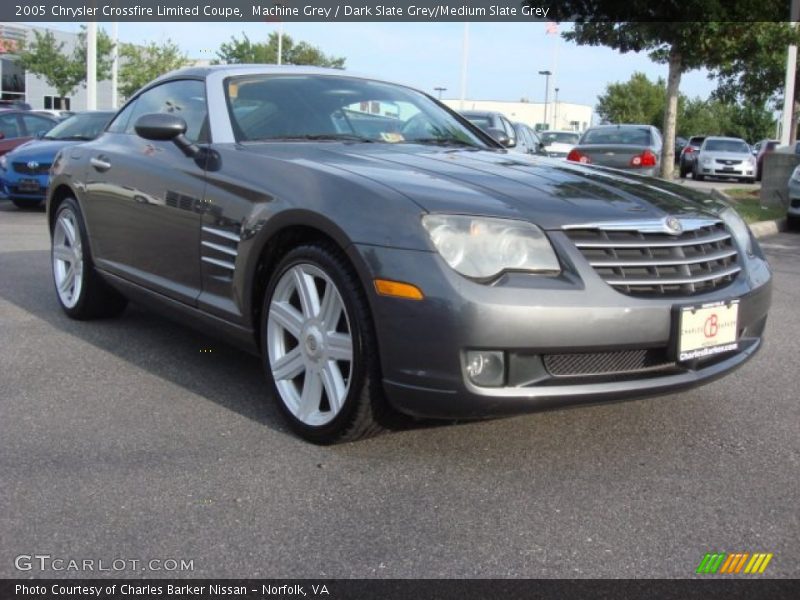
left=31, top=21, right=718, bottom=109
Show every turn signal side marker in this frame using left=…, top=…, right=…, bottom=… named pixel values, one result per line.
left=374, top=279, right=424, bottom=300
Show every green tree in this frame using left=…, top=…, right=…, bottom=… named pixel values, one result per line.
left=538, top=1, right=797, bottom=178
left=596, top=72, right=668, bottom=127
left=18, top=26, right=114, bottom=103
left=215, top=32, right=345, bottom=68
left=118, top=40, right=188, bottom=99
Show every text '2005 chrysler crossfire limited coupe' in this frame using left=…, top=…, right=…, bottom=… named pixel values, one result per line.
left=47, top=66, right=772, bottom=444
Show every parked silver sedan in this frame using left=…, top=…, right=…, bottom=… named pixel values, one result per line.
left=693, top=137, right=756, bottom=183
left=567, top=124, right=662, bottom=176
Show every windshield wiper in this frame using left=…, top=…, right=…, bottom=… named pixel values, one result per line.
left=403, top=137, right=480, bottom=148
left=256, top=134, right=375, bottom=143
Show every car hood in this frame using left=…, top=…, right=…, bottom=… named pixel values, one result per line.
left=240, top=143, right=723, bottom=229
left=700, top=151, right=752, bottom=161
left=6, top=139, right=81, bottom=162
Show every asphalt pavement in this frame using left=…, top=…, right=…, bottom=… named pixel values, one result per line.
left=0, top=202, right=798, bottom=579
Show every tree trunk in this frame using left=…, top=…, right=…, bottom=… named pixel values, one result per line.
left=660, top=47, right=683, bottom=179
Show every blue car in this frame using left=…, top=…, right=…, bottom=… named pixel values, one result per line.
left=1, top=111, right=114, bottom=208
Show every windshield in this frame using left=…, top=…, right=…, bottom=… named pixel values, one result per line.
left=44, top=112, right=112, bottom=141
left=464, top=116, right=492, bottom=130
left=704, top=139, right=750, bottom=153
left=226, top=75, right=489, bottom=148
left=581, top=127, right=652, bottom=146
left=541, top=131, right=579, bottom=145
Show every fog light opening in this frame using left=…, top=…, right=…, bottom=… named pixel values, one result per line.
left=465, top=350, right=506, bottom=387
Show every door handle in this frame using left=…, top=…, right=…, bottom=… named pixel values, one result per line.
left=90, top=156, right=111, bottom=172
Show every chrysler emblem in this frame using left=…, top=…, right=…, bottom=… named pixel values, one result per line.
left=27, top=160, right=39, bottom=170
left=664, top=216, right=683, bottom=235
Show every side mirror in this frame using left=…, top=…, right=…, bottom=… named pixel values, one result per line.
left=134, top=113, right=199, bottom=157
left=485, top=127, right=513, bottom=147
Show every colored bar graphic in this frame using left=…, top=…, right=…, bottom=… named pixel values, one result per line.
left=698, top=552, right=773, bottom=575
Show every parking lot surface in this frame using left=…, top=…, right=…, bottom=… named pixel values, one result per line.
left=1, top=202, right=798, bottom=578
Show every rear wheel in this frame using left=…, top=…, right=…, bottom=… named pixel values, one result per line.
left=261, top=243, right=386, bottom=444
left=693, top=169, right=704, bottom=182
left=11, top=198, right=43, bottom=209
left=788, top=214, right=799, bottom=231
left=51, top=197, right=128, bottom=319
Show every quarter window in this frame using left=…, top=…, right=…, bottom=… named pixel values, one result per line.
left=124, top=79, right=208, bottom=143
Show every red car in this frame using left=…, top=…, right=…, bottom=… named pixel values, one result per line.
left=0, top=110, right=58, bottom=156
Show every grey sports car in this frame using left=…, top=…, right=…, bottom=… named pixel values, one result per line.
left=47, top=66, right=772, bottom=444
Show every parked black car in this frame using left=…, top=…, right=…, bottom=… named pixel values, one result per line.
left=47, top=66, right=772, bottom=444
left=460, top=110, right=518, bottom=148
left=512, top=122, right=546, bottom=156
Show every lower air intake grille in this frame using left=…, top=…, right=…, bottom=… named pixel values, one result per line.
left=543, top=348, right=674, bottom=377
left=565, top=219, right=741, bottom=297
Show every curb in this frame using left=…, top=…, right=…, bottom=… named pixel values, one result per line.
left=709, top=188, right=787, bottom=239
left=749, top=218, right=787, bottom=239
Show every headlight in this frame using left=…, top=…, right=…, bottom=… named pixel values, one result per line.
left=0, top=155, right=7, bottom=170
left=791, top=165, right=800, bottom=182
left=720, top=207, right=754, bottom=257
left=701, top=156, right=712, bottom=165
left=422, top=214, right=560, bottom=280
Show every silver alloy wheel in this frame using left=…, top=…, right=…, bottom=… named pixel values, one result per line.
left=267, top=263, right=354, bottom=426
left=52, top=208, right=84, bottom=309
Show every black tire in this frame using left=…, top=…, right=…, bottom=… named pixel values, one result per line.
left=11, top=198, right=43, bottom=209
left=679, top=165, right=688, bottom=178
left=51, top=197, right=128, bottom=320
left=744, top=177, right=755, bottom=185
left=694, top=170, right=704, bottom=182
left=788, top=214, right=800, bottom=231
left=260, top=242, right=389, bottom=444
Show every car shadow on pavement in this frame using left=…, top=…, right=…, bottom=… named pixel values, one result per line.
left=0, top=248, right=450, bottom=439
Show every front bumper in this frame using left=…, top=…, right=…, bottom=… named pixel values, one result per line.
left=0, top=173, right=48, bottom=201
left=698, top=163, right=755, bottom=179
left=355, top=237, right=772, bottom=419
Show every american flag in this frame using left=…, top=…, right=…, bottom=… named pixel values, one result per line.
left=546, top=22, right=559, bottom=35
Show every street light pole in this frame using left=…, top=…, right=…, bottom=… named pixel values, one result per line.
left=538, top=70, right=551, bottom=130
left=434, top=87, right=447, bottom=100
left=459, top=23, right=469, bottom=110
left=554, top=87, right=559, bottom=130
left=111, top=21, right=119, bottom=109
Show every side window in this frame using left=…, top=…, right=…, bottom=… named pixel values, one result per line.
left=107, top=100, right=138, bottom=133
left=501, top=117, right=515, bottom=140
left=0, top=113, right=20, bottom=138
left=21, top=114, right=55, bottom=137
left=125, top=79, right=208, bottom=143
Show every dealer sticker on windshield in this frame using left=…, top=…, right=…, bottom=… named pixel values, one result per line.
left=677, top=300, right=739, bottom=361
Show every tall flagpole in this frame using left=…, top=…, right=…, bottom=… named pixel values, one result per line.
left=459, top=23, right=469, bottom=110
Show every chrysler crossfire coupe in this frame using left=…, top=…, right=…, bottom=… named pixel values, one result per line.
left=46, top=66, right=772, bottom=443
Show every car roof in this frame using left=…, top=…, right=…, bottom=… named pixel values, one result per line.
left=587, top=124, right=652, bottom=131
left=703, top=136, right=747, bottom=142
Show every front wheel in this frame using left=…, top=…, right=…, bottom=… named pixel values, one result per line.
left=261, top=243, right=387, bottom=444
left=51, top=197, right=128, bottom=319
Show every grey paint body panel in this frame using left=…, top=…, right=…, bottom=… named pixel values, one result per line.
left=46, top=66, right=772, bottom=420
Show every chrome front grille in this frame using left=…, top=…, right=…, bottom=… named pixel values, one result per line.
left=564, top=219, right=741, bottom=297
left=13, top=161, right=50, bottom=175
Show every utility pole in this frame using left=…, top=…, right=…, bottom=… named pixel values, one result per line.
left=111, top=22, right=118, bottom=108
left=554, top=87, right=559, bottom=130
left=781, top=0, right=800, bottom=145
left=86, top=22, right=97, bottom=110
left=434, top=87, right=447, bottom=100
left=277, top=21, right=283, bottom=65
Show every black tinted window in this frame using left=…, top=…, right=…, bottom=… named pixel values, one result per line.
left=21, top=114, right=55, bottom=137
left=126, top=79, right=208, bottom=143
left=0, top=113, right=20, bottom=138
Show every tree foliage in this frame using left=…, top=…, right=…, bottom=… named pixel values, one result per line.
left=118, top=40, right=188, bottom=99
left=215, top=32, right=345, bottom=68
left=597, top=72, right=775, bottom=142
left=18, top=27, right=114, bottom=100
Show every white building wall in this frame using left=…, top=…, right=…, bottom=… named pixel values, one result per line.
left=443, top=99, right=593, bottom=132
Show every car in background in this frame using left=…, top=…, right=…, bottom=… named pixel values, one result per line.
left=1, top=111, right=114, bottom=208
left=753, top=139, right=778, bottom=181
left=46, top=65, right=772, bottom=444
left=539, top=130, right=580, bottom=159
left=679, top=135, right=706, bottom=178
left=0, top=100, right=32, bottom=111
left=460, top=110, right=517, bottom=149
left=786, top=165, right=800, bottom=229
left=511, top=122, right=546, bottom=156
left=33, top=109, right=75, bottom=121
left=693, top=137, right=756, bottom=183
left=567, top=124, right=663, bottom=176
left=675, top=136, right=688, bottom=163
left=0, top=110, right=58, bottom=156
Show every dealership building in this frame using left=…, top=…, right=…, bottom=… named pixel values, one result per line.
left=0, top=23, right=115, bottom=111
left=444, top=98, right=593, bottom=132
